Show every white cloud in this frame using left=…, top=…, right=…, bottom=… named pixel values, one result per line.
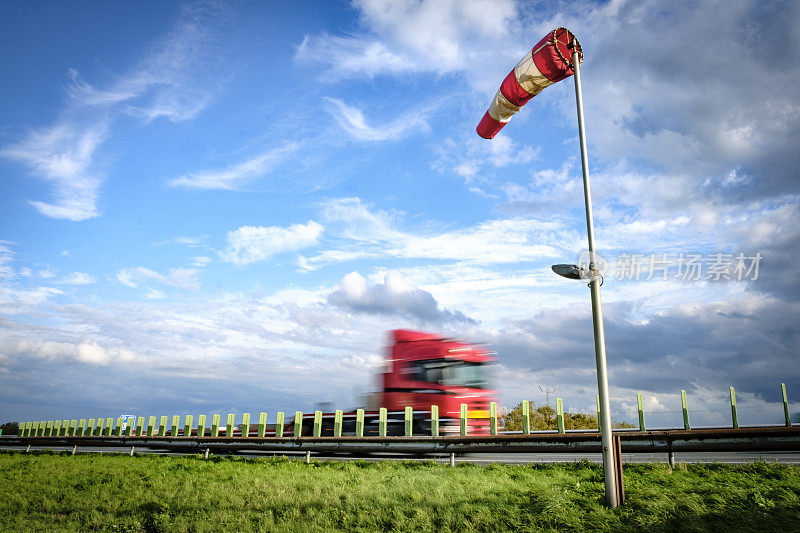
left=295, top=0, right=520, bottom=83
left=6, top=339, right=134, bottom=365
left=171, top=143, right=301, bottom=190
left=0, top=3, right=232, bottom=221
left=323, top=98, right=430, bottom=141
left=220, top=221, right=324, bottom=265
left=58, top=272, right=96, bottom=285
left=328, top=270, right=476, bottom=324
left=117, top=266, right=200, bottom=290
left=301, top=197, right=570, bottom=270
left=0, top=122, right=107, bottom=221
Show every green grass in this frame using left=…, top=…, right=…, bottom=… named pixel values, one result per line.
left=1, top=453, right=799, bottom=532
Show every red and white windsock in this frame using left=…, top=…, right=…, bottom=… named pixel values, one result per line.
left=476, top=27, right=583, bottom=139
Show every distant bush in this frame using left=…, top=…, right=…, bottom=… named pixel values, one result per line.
left=502, top=401, right=634, bottom=431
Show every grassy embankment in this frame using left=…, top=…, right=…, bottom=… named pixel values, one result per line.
left=1, top=453, right=799, bottom=532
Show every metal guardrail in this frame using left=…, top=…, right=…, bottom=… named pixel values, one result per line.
left=2, top=426, right=798, bottom=455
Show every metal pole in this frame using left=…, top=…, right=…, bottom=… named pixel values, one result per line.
left=572, top=50, right=619, bottom=508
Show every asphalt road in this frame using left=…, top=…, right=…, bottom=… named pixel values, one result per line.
left=3, top=446, right=799, bottom=465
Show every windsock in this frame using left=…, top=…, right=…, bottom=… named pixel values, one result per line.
left=476, top=27, right=583, bottom=139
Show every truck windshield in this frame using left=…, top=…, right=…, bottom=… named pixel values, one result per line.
left=410, top=359, right=488, bottom=388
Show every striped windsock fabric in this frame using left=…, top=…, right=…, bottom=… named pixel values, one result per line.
left=476, top=27, right=583, bottom=139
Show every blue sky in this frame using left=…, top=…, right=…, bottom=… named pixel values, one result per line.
left=2, top=0, right=799, bottom=428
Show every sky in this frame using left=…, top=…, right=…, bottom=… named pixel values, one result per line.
left=1, top=0, right=799, bottom=429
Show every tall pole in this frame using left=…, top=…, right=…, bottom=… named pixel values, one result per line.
left=572, top=50, right=619, bottom=508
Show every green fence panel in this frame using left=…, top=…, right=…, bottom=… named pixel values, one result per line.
left=276, top=412, right=285, bottom=438
left=637, top=393, right=646, bottom=431
left=32, top=422, right=40, bottom=437
left=379, top=408, right=387, bottom=438
left=113, top=418, right=122, bottom=437
left=681, top=390, right=690, bottom=430
left=183, top=415, right=193, bottom=437
left=460, top=403, right=468, bottom=436
left=134, top=417, right=143, bottom=437
left=294, top=411, right=303, bottom=437
left=93, top=419, right=102, bottom=437
left=78, top=419, right=86, bottom=437
left=35, top=421, right=42, bottom=437
left=431, top=405, right=439, bottom=437
left=404, top=406, right=413, bottom=437
left=103, top=418, right=112, bottom=437
left=41, top=421, right=47, bottom=436
left=522, top=400, right=531, bottom=435
left=226, top=414, right=235, bottom=437
left=241, top=413, right=250, bottom=438
left=62, top=420, right=70, bottom=436
left=490, top=402, right=498, bottom=436
left=157, top=416, right=167, bottom=437
left=313, top=411, right=322, bottom=438
left=197, top=415, right=206, bottom=438
left=334, top=410, right=343, bottom=437
left=556, top=399, right=565, bottom=434
left=257, top=413, right=267, bottom=438
left=356, top=409, right=365, bottom=437
left=783, top=383, right=791, bottom=427
left=145, top=416, right=154, bottom=437
left=211, top=414, right=220, bottom=437
left=171, top=416, right=180, bottom=437
left=47, top=420, right=55, bottom=437
left=730, top=387, right=739, bottom=429
left=69, top=420, right=77, bottom=436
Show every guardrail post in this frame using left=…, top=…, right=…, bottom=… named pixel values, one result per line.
left=70, top=420, right=78, bottom=436
left=147, top=416, right=156, bottom=437
left=226, top=414, right=235, bottom=437
left=36, top=421, right=44, bottom=437
left=41, top=421, right=47, bottom=436
left=431, top=405, right=439, bottom=437
left=135, top=417, right=144, bottom=437
left=637, top=393, right=646, bottom=431
left=197, top=415, right=206, bottom=438
left=32, top=422, right=39, bottom=437
left=490, top=402, right=498, bottom=436
left=47, top=420, right=55, bottom=437
left=276, top=412, right=285, bottom=438
left=92, top=419, right=101, bottom=437
left=334, top=410, right=343, bottom=437
left=211, top=414, right=220, bottom=437
left=157, top=416, right=166, bottom=437
left=782, top=383, right=791, bottom=427
left=556, top=398, right=565, bottom=434
left=681, top=390, right=690, bottom=430
left=313, top=411, right=322, bottom=437
left=729, top=387, right=739, bottom=429
left=184, top=415, right=193, bottom=437
left=294, top=411, right=303, bottom=437
left=258, top=413, right=267, bottom=438
left=241, top=413, right=251, bottom=438
left=114, top=418, right=123, bottom=437
left=379, top=408, right=387, bottom=437
left=356, top=409, right=365, bottom=437
left=404, top=407, right=413, bottom=437
left=522, top=401, right=531, bottom=435
left=170, top=416, right=179, bottom=437
left=63, top=420, right=70, bottom=436
left=460, top=404, right=468, bottom=436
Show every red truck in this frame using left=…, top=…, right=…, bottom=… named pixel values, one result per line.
left=300, top=329, right=498, bottom=436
